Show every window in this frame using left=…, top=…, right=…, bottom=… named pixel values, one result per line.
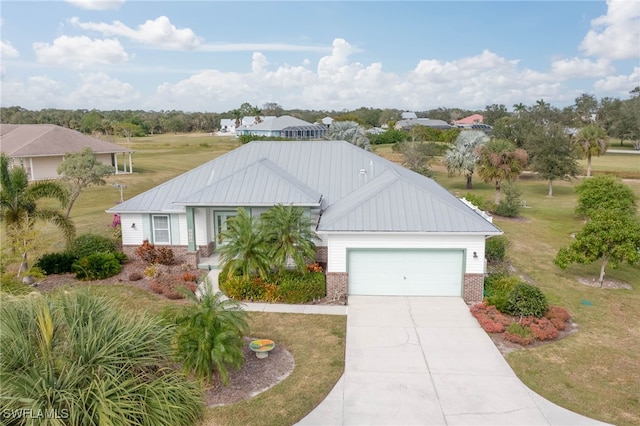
left=152, top=215, right=170, bottom=244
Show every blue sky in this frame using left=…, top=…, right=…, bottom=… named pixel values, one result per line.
left=1, top=0, right=638, bottom=113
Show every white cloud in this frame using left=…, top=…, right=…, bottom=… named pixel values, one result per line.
left=67, top=72, right=141, bottom=109
left=33, top=35, right=129, bottom=69
left=65, top=0, right=124, bottom=11
left=1, top=40, right=19, bottom=58
left=1, top=76, right=63, bottom=108
left=550, top=57, right=614, bottom=78
left=580, top=0, right=640, bottom=60
left=70, top=16, right=202, bottom=50
left=594, top=66, right=640, bottom=93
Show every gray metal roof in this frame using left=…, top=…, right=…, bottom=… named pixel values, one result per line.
left=236, top=115, right=314, bottom=132
left=108, top=140, right=501, bottom=234
left=0, top=124, right=133, bottom=157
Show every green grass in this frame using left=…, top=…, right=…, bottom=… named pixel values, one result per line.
left=579, top=153, right=640, bottom=179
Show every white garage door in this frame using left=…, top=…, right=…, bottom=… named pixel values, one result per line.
left=348, top=249, right=464, bottom=296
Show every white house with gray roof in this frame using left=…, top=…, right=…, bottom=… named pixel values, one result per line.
left=108, top=140, right=501, bottom=302
left=235, top=115, right=327, bottom=139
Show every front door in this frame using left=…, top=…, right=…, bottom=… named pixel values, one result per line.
left=214, top=211, right=238, bottom=247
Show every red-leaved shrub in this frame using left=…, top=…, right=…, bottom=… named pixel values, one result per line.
left=504, top=330, right=535, bottom=345
left=521, top=317, right=559, bottom=341
left=470, top=302, right=511, bottom=333
left=544, top=305, right=571, bottom=331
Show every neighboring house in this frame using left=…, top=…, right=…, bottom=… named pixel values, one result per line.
left=320, top=117, right=334, bottom=128
left=108, top=140, right=501, bottom=303
left=0, top=124, right=133, bottom=181
left=235, top=115, right=327, bottom=139
left=219, top=119, right=236, bottom=133
left=454, top=114, right=484, bottom=125
left=395, top=118, right=452, bottom=130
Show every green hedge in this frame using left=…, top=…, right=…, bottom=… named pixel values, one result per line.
left=505, top=282, right=549, bottom=318
left=72, top=253, right=123, bottom=281
left=220, top=271, right=326, bottom=303
left=71, top=234, right=118, bottom=259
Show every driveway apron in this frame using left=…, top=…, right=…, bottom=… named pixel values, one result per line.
left=299, top=296, right=609, bottom=426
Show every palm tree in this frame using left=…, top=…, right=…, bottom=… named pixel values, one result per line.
left=326, top=120, right=371, bottom=150
left=219, top=208, right=270, bottom=278
left=444, top=130, right=489, bottom=189
left=0, top=290, right=204, bottom=425
left=575, top=124, right=608, bottom=177
left=249, top=105, right=263, bottom=124
left=231, top=108, right=243, bottom=128
left=261, top=204, right=318, bottom=273
left=476, top=139, right=529, bottom=204
left=512, top=103, right=526, bottom=118
left=171, top=283, right=249, bottom=385
left=0, top=154, right=75, bottom=275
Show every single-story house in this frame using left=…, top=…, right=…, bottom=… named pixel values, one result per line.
left=0, top=124, right=133, bottom=181
left=454, top=114, right=484, bottom=125
left=108, top=140, right=501, bottom=303
left=235, top=115, right=327, bottom=139
left=395, top=118, right=452, bottom=130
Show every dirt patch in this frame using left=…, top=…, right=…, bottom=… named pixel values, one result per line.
left=578, top=277, right=632, bottom=290
left=204, top=338, right=294, bottom=407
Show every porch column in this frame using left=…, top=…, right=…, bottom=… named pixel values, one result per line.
left=186, top=206, right=196, bottom=251
left=114, top=153, right=119, bottom=174
left=128, top=153, right=133, bottom=173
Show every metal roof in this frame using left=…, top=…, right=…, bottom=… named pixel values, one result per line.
left=0, top=124, right=133, bottom=157
left=108, top=140, right=501, bottom=234
left=236, top=115, right=314, bottom=132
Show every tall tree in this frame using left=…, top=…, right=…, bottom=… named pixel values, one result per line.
left=325, top=120, right=371, bottom=150
left=483, top=104, right=508, bottom=126
left=575, top=124, right=608, bottom=177
left=512, top=103, right=527, bottom=117
left=57, top=148, right=115, bottom=218
left=444, top=130, right=489, bottom=189
left=260, top=204, right=317, bottom=273
left=554, top=210, right=640, bottom=287
left=1, top=154, right=74, bottom=274
left=574, top=93, right=598, bottom=125
left=395, top=141, right=439, bottom=177
left=476, top=139, right=529, bottom=204
left=529, top=125, right=580, bottom=196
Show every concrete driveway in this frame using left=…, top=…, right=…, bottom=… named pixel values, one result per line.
left=299, top=296, right=608, bottom=425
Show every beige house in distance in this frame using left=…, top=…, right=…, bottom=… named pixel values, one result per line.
left=0, top=124, right=133, bottom=181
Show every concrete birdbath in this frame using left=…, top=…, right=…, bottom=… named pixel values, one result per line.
left=249, top=339, right=275, bottom=359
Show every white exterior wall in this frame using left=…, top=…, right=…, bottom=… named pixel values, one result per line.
left=325, top=233, right=485, bottom=274
left=120, top=214, right=144, bottom=245
left=178, top=214, right=188, bottom=245
left=30, top=156, right=62, bottom=180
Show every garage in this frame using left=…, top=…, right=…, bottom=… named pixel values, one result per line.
left=348, top=249, right=464, bottom=296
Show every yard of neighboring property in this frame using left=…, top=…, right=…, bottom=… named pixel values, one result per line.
left=8, top=133, right=640, bottom=426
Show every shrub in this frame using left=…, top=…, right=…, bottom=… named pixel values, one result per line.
left=521, top=316, right=559, bottom=341
left=492, top=183, right=522, bottom=218
left=144, top=264, right=160, bottom=278
left=275, top=271, right=326, bottom=303
left=463, top=193, right=487, bottom=211
left=149, top=275, right=197, bottom=299
left=34, top=252, right=77, bottom=275
left=128, top=272, right=143, bottom=281
left=484, top=273, right=520, bottom=313
left=113, top=251, right=128, bottom=264
left=71, top=234, right=118, bottom=259
left=182, top=272, right=198, bottom=282
left=156, top=247, right=175, bottom=265
left=505, top=283, right=549, bottom=318
left=470, top=302, right=511, bottom=333
left=136, top=240, right=157, bottom=264
left=485, top=235, right=508, bottom=264
left=0, top=273, right=33, bottom=295
left=72, top=253, right=123, bottom=281
left=223, top=275, right=267, bottom=301
left=545, top=305, right=571, bottom=331
left=504, top=322, right=535, bottom=345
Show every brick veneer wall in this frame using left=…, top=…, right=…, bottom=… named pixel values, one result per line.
left=464, top=273, right=484, bottom=304
left=197, top=242, right=215, bottom=257
left=316, top=246, right=328, bottom=263
left=326, top=272, right=348, bottom=303
left=122, top=245, right=200, bottom=268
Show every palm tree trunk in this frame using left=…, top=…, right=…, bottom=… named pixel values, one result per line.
left=494, top=180, right=501, bottom=204
left=587, top=154, right=592, bottom=177
left=598, top=257, right=608, bottom=287
left=548, top=180, right=553, bottom=197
